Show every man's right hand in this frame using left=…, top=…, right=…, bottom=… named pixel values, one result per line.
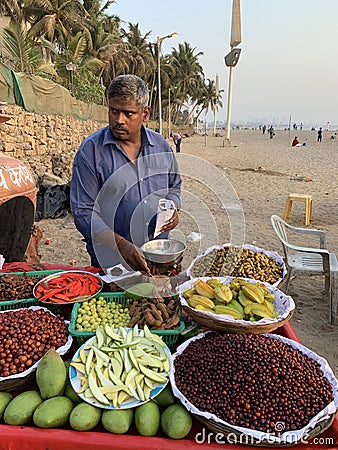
left=116, top=237, right=150, bottom=275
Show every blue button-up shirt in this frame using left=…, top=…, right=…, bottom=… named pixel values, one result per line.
left=70, top=125, right=181, bottom=267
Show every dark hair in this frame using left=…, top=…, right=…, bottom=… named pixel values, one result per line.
left=107, top=75, right=149, bottom=108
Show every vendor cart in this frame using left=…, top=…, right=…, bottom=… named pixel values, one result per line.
left=0, top=263, right=337, bottom=450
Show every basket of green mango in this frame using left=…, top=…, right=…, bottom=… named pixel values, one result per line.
left=177, top=276, right=295, bottom=334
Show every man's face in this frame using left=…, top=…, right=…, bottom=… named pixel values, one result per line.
left=108, top=97, right=150, bottom=141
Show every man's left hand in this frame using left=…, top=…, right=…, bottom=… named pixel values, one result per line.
left=159, top=209, right=179, bottom=233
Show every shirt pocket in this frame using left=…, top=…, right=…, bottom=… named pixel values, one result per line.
left=144, top=165, right=170, bottom=194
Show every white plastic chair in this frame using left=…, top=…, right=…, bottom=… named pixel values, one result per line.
left=270, top=215, right=338, bottom=324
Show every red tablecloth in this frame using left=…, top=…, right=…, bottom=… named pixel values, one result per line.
left=0, top=263, right=337, bottom=449
left=0, top=261, right=100, bottom=273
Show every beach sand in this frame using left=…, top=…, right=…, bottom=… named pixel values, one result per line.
left=37, top=128, right=338, bottom=375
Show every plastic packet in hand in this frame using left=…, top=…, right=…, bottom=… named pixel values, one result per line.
left=154, top=198, right=176, bottom=237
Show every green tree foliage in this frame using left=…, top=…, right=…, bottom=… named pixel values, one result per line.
left=0, top=2, right=223, bottom=120
left=73, top=70, right=105, bottom=104
left=2, top=22, right=46, bottom=73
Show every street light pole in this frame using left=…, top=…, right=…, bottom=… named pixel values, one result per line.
left=157, top=32, right=178, bottom=135
left=225, top=0, right=241, bottom=142
left=168, top=87, right=171, bottom=138
left=66, top=62, right=77, bottom=92
left=195, top=108, right=200, bottom=134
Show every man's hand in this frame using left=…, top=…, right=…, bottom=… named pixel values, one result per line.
left=159, top=209, right=179, bottom=233
left=117, top=237, right=150, bottom=275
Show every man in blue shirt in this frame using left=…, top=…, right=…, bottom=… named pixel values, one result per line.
left=70, top=75, right=181, bottom=272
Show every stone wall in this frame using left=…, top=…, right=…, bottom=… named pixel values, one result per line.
left=0, top=104, right=106, bottom=183
left=0, top=104, right=193, bottom=184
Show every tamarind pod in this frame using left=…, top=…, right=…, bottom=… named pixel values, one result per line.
left=167, top=299, right=175, bottom=309
left=144, top=309, right=162, bottom=328
left=150, top=304, right=163, bottom=322
left=157, top=302, right=170, bottom=321
left=165, top=315, right=180, bottom=329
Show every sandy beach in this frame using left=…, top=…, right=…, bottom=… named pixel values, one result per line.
left=36, top=128, right=338, bottom=375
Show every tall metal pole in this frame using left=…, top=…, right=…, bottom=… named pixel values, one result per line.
left=226, top=64, right=234, bottom=140
left=66, top=62, right=77, bottom=93
left=213, top=73, right=219, bottom=135
left=168, top=87, right=171, bottom=138
left=157, top=38, right=163, bottom=135
left=225, top=0, right=241, bottom=142
left=157, top=32, right=178, bottom=135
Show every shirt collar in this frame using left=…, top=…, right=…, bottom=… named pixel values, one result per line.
left=102, top=125, right=155, bottom=148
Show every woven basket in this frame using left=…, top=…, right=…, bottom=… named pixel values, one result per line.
left=0, top=306, right=73, bottom=392
left=178, top=277, right=295, bottom=334
left=194, top=412, right=336, bottom=447
left=182, top=304, right=294, bottom=334
left=186, top=243, right=287, bottom=287
left=170, top=332, right=338, bottom=448
left=0, top=370, right=36, bottom=393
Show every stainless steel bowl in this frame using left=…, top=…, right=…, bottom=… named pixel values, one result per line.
left=140, top=239, right=186, bottom=264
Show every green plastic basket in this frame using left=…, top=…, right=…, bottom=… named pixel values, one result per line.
left=68, top=292, right=185, bottom=351
left=0, top=298, right=39, bottom=311
left=0, top=270, right=65, bottom=314
left=0, top=269, right=64, bottom=279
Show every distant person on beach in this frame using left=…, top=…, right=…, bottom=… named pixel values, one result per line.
left=171, top=131, right=182, bottom=153
left=317, top=127, right=323, bottom=142
left=268, top=126, right=275, bottom=139
left=292, top=136, right=300, bottom=147
left=262, top=125, right=266, bottom=134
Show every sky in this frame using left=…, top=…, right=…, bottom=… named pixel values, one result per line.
left=110, top=0, right=338, bottom=128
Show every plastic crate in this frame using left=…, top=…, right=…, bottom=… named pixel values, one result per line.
left=0, top=270, right=64, bottom=277
left=0, top=298, right=39, bottom=311
left=0, top=270, right=65, bottom=315
left=68, top=292, right=185, bottom=352
left=0, top=270, right=64, bottom=299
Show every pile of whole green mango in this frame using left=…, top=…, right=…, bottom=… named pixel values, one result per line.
left=0, top=347, right=192, bottom=439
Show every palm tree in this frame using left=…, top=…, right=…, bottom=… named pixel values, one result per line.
left=87, top=27, right=123, bottom=86
left=1, top=22, right=55, bottom=74
left=23, top=0, right=92, bottom=52
left=84, top=0, right=120, bottom=57
left=166, top=42, right=206, bottom=124
left=0, top=1, right=214, bottom=114
left=121, top=23, right=154, bottom=78
left=170, top=42, right=204, bottom=101
left=53, top=30, right=104, bottom=100
left=0, top=0, right=26, bottom=29
left=146, top=40, right=177, bottom=121
left=199, top=78, right=223, bottom=119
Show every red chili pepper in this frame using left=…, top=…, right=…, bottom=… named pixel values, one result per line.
left=37, top=287, right=67, bottom=301
left=72, top=295, right=91, bottom=301
left=49, top=296, right=69, bottom=304
left=35, top=285, right=44, bottom=294
left=89, top=283, right=99, bottom=294
left=36, top=272, right=100, bottom=303
left=52, top=293, right=73, bottom=302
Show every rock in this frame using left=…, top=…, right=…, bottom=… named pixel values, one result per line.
left=41, top=172, right=67, bottom=186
